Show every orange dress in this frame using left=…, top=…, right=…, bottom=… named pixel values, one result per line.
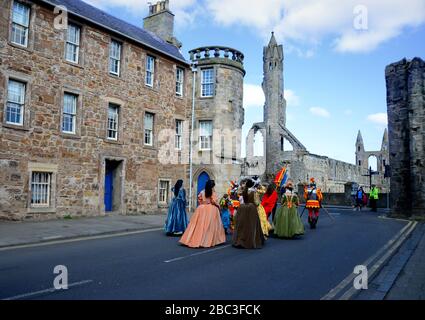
left=179, top=191, right=226, bottom=248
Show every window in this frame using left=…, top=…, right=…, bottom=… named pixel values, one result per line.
left=144, top=112, right=154, bottom=146
left=146, top=55, right=155, bottom=87
left=176, top=68, right=184, bottom=96
left=199, top=120, right=212, bottom=150
left=109, top=40, right=121, bottom=75
left=62, top=93, right=77, bottom=134
left=175, top=119, right=183, bottom=150
left=31, top=172, right=52, bottom=207
left=65, top=23, right=80, bottom=63
left=107, top=103, right=119, bottom=140
left=159, top=180, right=170, bottom=204
left=11, top=1, right=30, bottom=47
left=6, top=79, right=26, bottom=126
left=201, top=68, right=214, bottom=97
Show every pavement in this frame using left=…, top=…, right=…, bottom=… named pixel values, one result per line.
left=385, top=222, right=425, bottom=300
left=0, top=209, right=424, bottom=300
left=0, top=214, right=166, bottom=249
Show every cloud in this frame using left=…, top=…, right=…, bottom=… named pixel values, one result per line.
left=285, top=89, right=300, bottom=107
left=83, top=0, right=199, bottom=27
left=310, top=107, right=330, bottom=118
left=367, top=113, right=388, bottom=125
left=244, top=84, right=265, bottom=108
left=206, top=0, right=425, bottom=54
left=244, top=84, right=300, bottom=108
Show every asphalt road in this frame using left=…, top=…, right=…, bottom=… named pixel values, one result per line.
left=0, top=209, right=407, bottom=300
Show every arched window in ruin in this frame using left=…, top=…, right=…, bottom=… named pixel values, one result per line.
left=254, top=131, right=264, bottom=157
left=368, top=155, right=378, bottom=171
left=283, top=138, right=294, bottom=151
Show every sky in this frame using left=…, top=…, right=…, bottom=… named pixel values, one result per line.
left=84, top=0, right=425, bottom=165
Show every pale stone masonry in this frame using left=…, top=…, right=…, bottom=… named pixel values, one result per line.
left=386, top=58, right=425, bottom=218
left=244, top=34, right=388, bottom=194
left=0, top=0, right=191, bottom=220
left=188, top=46, right=245, bottom=205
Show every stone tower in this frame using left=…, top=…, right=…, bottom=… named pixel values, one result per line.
left=386, top=57, right=425, bottom=218
left=263, top=33, right=287, bottom=176
left=355, top=130, right=365, bottom=167
left=189, top=46, right=245, bottom=206
left=143, top=0, right=182, bottom=48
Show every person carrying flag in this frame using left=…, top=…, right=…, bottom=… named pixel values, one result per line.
left=304, top=177, right=323, bottom=229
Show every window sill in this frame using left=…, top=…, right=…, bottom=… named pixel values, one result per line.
left=144, top=84, right=160, bottom=94
left=200, top=96, right=214, bottom=100
left=2, top=123, right=30, bottom=131
left=28, top=207, right=57, bottom=214
left=108, top=73, right=123, bottom=80
left=8, top=41, right=33, bottom=53
left=63, top=60, right=84, bottom=69
left=143, top=145, right=157, bottom=151
left=104, top=138, right=124, bottom=145
left=61, top=133, right=81, bottom=140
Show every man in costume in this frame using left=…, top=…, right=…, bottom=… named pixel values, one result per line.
left=304, top=178, right=323, bottom=229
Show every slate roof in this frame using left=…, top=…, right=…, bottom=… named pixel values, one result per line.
left=40, top=0, right=188, bottom=64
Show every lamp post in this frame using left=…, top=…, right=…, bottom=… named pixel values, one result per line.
left=188, top=62, right=197, bottom=213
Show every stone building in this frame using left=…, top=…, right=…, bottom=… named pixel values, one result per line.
left=386, top=57, right=425, bottom=218
left=243, top=34, right=388, bottom=194
left=188, top=46, right=245, bottom=206
left=0, top=0, right=192, bottom=220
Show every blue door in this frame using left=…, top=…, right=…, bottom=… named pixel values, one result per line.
left=104, top=168, right=113, bottom=212
left=197, top=172, right=210, bottom=205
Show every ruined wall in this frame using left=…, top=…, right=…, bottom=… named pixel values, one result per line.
left=386, top=57, right=425, bottom=218
left=288, top=153, right=369, bottom=193
left=0, top=2, right=191, bottom=220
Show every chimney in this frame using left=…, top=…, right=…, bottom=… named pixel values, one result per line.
left=143, top=0, right=181, bottom=48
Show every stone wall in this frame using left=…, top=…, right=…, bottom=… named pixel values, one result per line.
left=0, top=1, right=191, bottom=220
left=386, top=57, right=425, bottom=218
left=190, top=49, right=245, bottom=207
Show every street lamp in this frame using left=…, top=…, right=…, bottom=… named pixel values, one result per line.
left=188, top=61, right=198, bottom=213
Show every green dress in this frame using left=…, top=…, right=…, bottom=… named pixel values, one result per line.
left=274, top=191, right=305, bottom=238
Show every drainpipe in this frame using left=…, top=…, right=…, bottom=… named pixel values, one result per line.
left=188, top=62, right=198, bottom=212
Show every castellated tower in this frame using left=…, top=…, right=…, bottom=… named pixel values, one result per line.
left=189, top=46, right=245, bottom=206
left=263, top=33, right=287, bottom=176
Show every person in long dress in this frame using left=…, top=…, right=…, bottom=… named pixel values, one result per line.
left=257, top=185, right=272, bottom=239
left=274, top=180, right=305, bottom=239
left=261, top=183, right=278, bottom=220
left=232, top=179, right=265, bottom=249
left=165, top=180, right=189, bottom=236
left=179, top=180, right=226, bottom=248
left=219, top=194, right=231, bottom=234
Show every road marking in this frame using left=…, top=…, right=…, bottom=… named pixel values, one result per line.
left=339, top=221, right=417, bottom=300
left=164, top=244, right=232, bottom=263
left=2, top=280, right=93, bottom=300
left=321, top=221, right=413, bottom=300
left=0, top=228, right=163, bottom=252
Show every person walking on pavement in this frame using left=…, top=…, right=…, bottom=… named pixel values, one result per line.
left=355, top=186, right=365, bottom=211
left=369, top=185, right=379, bottom=212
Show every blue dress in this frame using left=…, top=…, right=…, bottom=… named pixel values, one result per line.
left=165, top=188, right=189, bottom=234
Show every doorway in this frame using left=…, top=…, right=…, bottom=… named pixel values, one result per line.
left=104, top=159, right=123, bottom=212
left=197, top=171, right=210, bottom=205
